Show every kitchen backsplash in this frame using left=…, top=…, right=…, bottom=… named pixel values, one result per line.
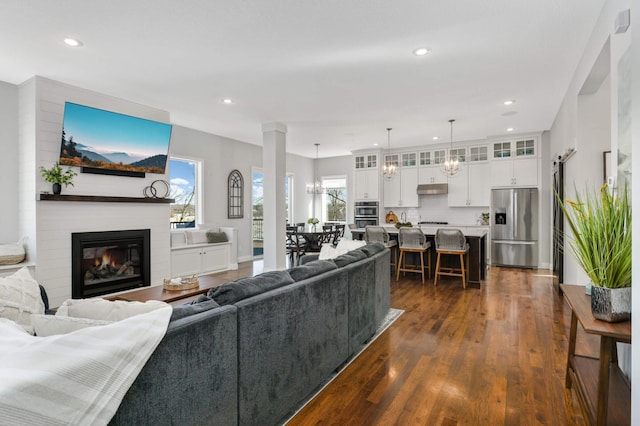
left=384, top=194, right=489, bottom=225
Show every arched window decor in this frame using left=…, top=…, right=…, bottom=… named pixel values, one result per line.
left=228, top=169, right=244, bottom=219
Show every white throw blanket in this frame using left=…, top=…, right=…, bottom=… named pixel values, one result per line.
left=0, top=305, right=172, bottom=426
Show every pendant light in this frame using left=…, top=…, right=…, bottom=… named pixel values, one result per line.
left=441, top=119, right=462, bottom=177
left=306, top=143, right=326, bottom=194
left=382, top=128, right=397, bottom=181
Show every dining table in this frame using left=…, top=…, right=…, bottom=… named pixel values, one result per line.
left=350, top=225, right=488, bottom=288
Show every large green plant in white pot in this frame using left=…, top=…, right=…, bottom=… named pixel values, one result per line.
left=559, top=183, right=631, bottom=322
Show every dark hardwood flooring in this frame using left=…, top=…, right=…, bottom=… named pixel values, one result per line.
left=286, top=265, right=595, bottom=425
left=203, top=260, right=597, bottom=425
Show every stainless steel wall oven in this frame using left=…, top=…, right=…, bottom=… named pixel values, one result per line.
left=354, top=201, right=378, bottom=228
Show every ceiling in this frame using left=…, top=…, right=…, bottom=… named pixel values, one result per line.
left=0, top=0, right=606, bottom=158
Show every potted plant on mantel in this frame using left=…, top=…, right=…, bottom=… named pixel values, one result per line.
left=559, top=183, right=631, bottom=322
left=40, top=162, right=77, bottom=195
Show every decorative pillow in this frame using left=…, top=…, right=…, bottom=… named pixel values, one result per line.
left=318, top=244, right=338, bottom=260
left=0, top=267, right=44, bottom=334
left=332, top=249, right=368, bottom=268
left=208, top=270, right=294, bottom=305
left=288, top=260, right=338, bottom=282
left=170, top=296, right=220, bottom=321
left=359, top=242, right=386, bottom=257
left=56, top=298, right=169, bottom=321
left=170, top=231, right=187, bottom=247
left=32, top=314, right=113, bottom=337
left=185, top=230, right=209, bottom=245
left=206, top=231, right=228, bottom=244
left=335, top=238, right=366, bottom=252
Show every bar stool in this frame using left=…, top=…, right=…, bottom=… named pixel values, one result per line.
left=396, top=227, right=431, bottom=283
left=434, top=228, right=469, bottom=288
left=364, top=225, right=397, bottom=272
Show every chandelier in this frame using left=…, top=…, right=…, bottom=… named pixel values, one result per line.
left=306, top=143, right=326, bottom=194
left=441, top=119, right=462, bottom=177
left=382, top=128, right=397, bottom=181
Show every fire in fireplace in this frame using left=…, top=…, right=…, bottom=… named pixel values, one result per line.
left=72, top=229, right=150, bottom=298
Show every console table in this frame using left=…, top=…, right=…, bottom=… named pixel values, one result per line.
left=561, top=284, right=631, bottom=426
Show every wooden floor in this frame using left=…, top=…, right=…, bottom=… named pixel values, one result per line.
left=285, top=265, right=597, bottom=426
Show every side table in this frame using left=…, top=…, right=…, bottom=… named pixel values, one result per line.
left=561, top=284, right=631, bottom=425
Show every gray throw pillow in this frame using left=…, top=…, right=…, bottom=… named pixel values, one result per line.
left=206, top=231, right=228, bottom=243
left=208, top=270, right=294, bottom=305
left=332, top=250, right=368, bottom=268
left=359, top=242, right=385, bottom=257
left=170, top=297, right=220, bottom=321
left=288, top=260, right=337, bottom=282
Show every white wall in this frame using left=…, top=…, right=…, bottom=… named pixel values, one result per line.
left=169, top=125, right=315, bottom=262
left=0, top=81, right=18, bottom=243
left=21, top=77, right=173, bottom=307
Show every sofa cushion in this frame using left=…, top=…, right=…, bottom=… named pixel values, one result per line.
left=170, top=296, right=220, bottom=321
left=185, top=229, right=209, bottom=244
left=288, top=259, right=338, bottom=282
left=206, top=231, right=228, bottom=244
left=358, top=242, right=386, bottom=257
left=32, top=313, right=113, bottom=337
left=332, top=249, right=368, bottom=268
left=208, top=270, right=294, bottom=305
left=0, top=267, right=45, bottom=334
left=56, top=298, right=168, bottom=321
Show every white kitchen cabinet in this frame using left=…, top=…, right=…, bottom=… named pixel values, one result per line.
left=171, top=243, right=230, bottom=277
left=490, top=138, right=538, bottom=187
left=418, top=166, right=448, bottom=184
left=448, top=162, right=490, bottom=207
left=354, top=169, right=379, bottom=200
left=383, top=167, right=418, bottom=207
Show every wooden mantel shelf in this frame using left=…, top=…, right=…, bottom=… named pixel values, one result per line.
left=38, top=194, right=174, bottom=204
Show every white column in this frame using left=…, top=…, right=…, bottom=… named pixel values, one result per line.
left=262, top=122, right=287, bottom=271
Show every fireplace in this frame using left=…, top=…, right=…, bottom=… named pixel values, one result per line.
left=72, top=229, right=151, bottom=298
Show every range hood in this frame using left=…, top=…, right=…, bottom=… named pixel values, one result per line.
left=416, top=183, right=448, bottom=195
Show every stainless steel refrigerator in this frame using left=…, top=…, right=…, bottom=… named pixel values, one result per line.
left=491, top=188, right=538, bottom=268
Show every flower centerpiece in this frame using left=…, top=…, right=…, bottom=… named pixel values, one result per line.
left=558, top=183, right=631, bottom=322
left=480, top=212, right=490, bottom=225
left=40, top=162, right=77, bottom=195
left=307, top=217, right=319, bottom=231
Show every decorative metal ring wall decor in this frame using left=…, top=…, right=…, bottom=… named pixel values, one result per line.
left=143, top=179, right=170, bottom=198
left=228, top=170, right=244, bottom=219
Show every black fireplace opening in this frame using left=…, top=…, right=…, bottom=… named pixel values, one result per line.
left=72, top=229, right=150, bottom=299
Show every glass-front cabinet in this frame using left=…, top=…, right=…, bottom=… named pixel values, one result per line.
left=490, top=137, right=538, bottom=187
left=354, top=153, right=378, bottom=169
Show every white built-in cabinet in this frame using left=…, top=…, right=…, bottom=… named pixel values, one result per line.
left=171, top=243, right=230, bottom=277
left=448, top=145, right=491, bottom=207
left=353, top=153, right=379, bottom=200
left=490, top=138, right=538, bottom=187
left=418, top=149, right=448, bottom=184
left=383, top=163, right=418, bottom=208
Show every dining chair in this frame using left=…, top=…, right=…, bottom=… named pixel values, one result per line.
left=396, top=227, right=431, bottom=283
left=333, top=224, right=345, bottom=245
left=365, top=226, right=398, bottom=272
left=286, top=229, right=304, bottom=266
left=434, top=228, right=469, bottom=288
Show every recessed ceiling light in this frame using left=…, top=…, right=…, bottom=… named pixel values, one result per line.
left=432, top=136, right=439, bottom=140
left=373, top=143, right=379, bottom=146
left=413, top=47, right=431, bottom=56
left=506, top=127, right=515, bottom=132
left=222, top=98, right=233, bottom=104
left=63, top=38, right=83, bottom=47
left=503, top=100, right=515, bottom=105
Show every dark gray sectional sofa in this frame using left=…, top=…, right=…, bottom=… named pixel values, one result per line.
left=109, top=242, right=390, bottom=426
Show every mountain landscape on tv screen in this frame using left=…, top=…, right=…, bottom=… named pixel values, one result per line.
left=59, top=131, right=167, bottom=174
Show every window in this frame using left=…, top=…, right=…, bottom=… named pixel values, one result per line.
left=169, top=157, right=200, bottom=228
left=251, top=169, right=293, bottom=258
left=322, top=177, right=347, bottom=223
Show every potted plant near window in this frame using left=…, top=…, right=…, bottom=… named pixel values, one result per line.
left=40, top=162, right=77, bottom=195
left=558, top=183, right=631, bottom=322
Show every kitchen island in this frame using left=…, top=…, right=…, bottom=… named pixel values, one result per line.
left=350, top=225, right=487, bottom=288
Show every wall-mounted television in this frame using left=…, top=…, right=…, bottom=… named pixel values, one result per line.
left=59, top=102, right=172, bottom=177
